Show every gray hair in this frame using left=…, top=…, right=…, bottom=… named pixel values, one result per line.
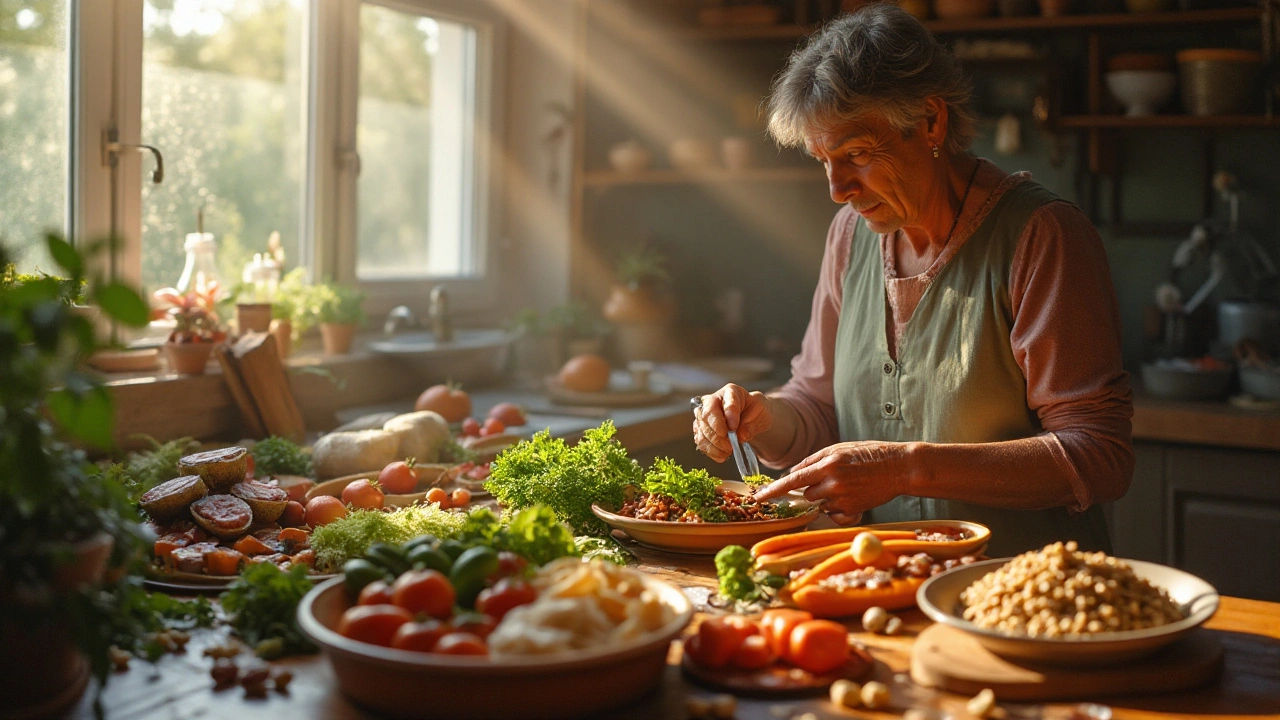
left=766, top=4, right=977, bottom=154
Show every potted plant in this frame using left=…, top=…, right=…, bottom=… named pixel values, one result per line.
left=602, top=243, right=677, bottom=362
left=309, top=280, right=365, bottom=355
left=0, top=235, right=150, bottom=717
left=270, top=267, right=313, bottom=358
left=152, top=283, right=224, bottom=375
left=549, top=300, right=610, bottom=358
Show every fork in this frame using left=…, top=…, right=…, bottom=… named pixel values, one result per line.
left=690, top=396, right=760, bottom=481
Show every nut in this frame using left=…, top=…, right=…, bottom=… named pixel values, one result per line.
left=861, top=606, right=889, bottom=634
left=829, top=679, right=862, bottom=708
left=108, top=646, right=132, bottom=672
left=203, top=642, right=242, bottom=660
left=883, top=616, right=904, bottom=636
left=168, top=630, right=191, bottom=649
left=272, top=668, right=294, bottom=692
left=967, top=688, right=997, bottom=718
left=241, top=665, right=271, bottom=698
left=850, top=532, right=883, bottom=565
left=210, top=659, right=239, bottom=688
left=686, top=697, right=712, bottom=719
left=709, top=694, right=736, bottom=718
left=860, top=681, right=891, bottom=710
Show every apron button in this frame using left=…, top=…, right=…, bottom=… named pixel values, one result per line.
left=882, top=362, right=894, bottom=375
left=883, top=402, right=895, bottom=415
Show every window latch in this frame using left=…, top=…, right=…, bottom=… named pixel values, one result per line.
left=102, top=127, right=164, bottom=184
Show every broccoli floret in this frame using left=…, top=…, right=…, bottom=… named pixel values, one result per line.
left=715, top=544, right=759, bottom=601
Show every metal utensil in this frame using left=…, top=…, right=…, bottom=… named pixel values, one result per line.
left=690, top=396, right=760, bottom=481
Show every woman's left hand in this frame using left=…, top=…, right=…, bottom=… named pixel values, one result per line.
left=752, top=441, right=914, bottom=525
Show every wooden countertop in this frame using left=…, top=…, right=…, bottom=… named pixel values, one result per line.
left=74, top=548, right=1280, bottom=720
left=1131, top=390, right=1280, bottom=453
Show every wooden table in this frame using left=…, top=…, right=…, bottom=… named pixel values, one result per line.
left=74, top=547, right=1280, bottom=720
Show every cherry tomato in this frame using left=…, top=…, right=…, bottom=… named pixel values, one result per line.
left=415, top=385, right=472, bottom=423
left=487, top=402, right=526, bottom=427
left=433, top=632, right=488, bottom=656
left=686, top=617, right=753, bottom=669
left=461, top=418, right=482, bottom=437
left=357, top=579, right=394, bottom=606
left=337, top=604, right=413, bottom=647
left=390, top=619, right=450, bottom=653
left=342, top=478, right=385, bottom=510
left=731, top=633, right=776, bottom=670
left=450, top=488, right=471, bottom=508
left=245, top=454, right=256, bottom=479
left=304, top=495, right=348, bottom=528
left=787, top=619, right=849, bottom=674
left=475, top=578, right=538, bottom=621
left=495, top=551, right=528, bottom=579
left=378, top=460, right=419, bottom=495
left=480, top=418, right=505, bottom=437
left=760, top=609, right=813, bottom=658
left=449, top=612, right=497, bottom=640
left=425, top=487, right=451, bottom=509
left=279, top=500, right=306, bottom=527
left=392, top=569, right=456, bottom=620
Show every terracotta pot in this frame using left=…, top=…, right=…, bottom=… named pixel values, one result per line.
left=602, top=284, right=674, bottom=325
left=164, top=340, right=214, bottom=375
left=565, top=336, right=606, bottom=359
left=235, top=303, right=273, bottom=333
left=321, top=323, right=356, bottom=355
left=270, top=318, right=293, bottom=359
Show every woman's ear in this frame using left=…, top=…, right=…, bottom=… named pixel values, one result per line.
left=924, top=97, right=950, bottom=148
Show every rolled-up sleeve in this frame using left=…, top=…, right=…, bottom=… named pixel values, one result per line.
left=1009, top=202, right=1135, bottom=510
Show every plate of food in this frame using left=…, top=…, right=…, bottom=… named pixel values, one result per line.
left=591, top=477, right=821, bottom=554
left=917, top=541, right=1219, bottom=666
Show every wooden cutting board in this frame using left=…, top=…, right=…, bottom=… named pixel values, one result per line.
left=910, top=623, right=1223, bottom=701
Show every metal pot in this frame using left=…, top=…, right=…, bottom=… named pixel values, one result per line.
left=1218, top=300, right=1280, bottom=354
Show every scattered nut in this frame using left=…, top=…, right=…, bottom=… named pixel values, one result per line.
left=168, top=630, right=191, bottom=649
left=829, top=678, right=862, bottom=708
left=210, top=659, right=239, bottom=688
left=153, top=631, right=177, bottom=653
left=272, top=668, right=294, bottom=692
left=108, top=646, right=132, bottom=672
left=241, top=665, right=271, bottom=699
left=203, top=642, right=242, bottom=660
left=884, top=616, right=904, bottom=636
left=850, top=532, right=883, bottom=565
left=860, top=680, right=891, bottom=710
left=862, top=606, right=889, bottom=634
left=967, top=688, right=997, bottom=718
left=686, top=696, right=712, bottom=719
left=709, top=694, right=736, bottom=718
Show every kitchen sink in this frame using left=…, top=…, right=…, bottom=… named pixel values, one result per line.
left=367, top=329, right=519, bottom=387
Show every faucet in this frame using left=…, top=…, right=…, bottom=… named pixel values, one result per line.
left=383, top=305, right=418, bottom=336
left=428, top=286, right=453, bottom=342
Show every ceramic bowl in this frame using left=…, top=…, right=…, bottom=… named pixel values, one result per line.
left=1140, top=362, right=1233, bottom=401
left=592, top=481, right=821, bottom=554
left=1106, top=70, right=1176, bottom=116
left=297, top=574, right=693, bottom=720
left=917, top=558, right=1219, bottom=666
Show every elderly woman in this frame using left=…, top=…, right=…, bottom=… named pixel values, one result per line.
left=692, top=5, right=1132, bottom=555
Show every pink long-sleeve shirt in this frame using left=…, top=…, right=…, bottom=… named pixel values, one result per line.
left=767, top=162, right=1134, bottom=512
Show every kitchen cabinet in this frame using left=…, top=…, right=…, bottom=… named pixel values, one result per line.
left=1106, top=440, right=1280, bottom=602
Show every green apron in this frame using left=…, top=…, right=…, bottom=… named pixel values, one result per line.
left=831, top=179, right=1112, bottom=557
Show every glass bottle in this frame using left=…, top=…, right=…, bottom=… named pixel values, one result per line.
left=177, top=232, right=220, bottom=297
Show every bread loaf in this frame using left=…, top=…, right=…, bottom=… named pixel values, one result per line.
left=311, top=429, right=401, bottom=478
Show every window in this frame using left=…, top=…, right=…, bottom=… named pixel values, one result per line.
left=0, top=0, right=70, bottom=272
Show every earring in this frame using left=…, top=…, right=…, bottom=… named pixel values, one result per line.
left=932, top=144, right=940, bottom=159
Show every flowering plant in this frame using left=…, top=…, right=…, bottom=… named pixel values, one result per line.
left=153, top=283, right=224, bottom=343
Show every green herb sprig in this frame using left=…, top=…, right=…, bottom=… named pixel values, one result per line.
left=219, top=563, right=316, bottom=658
left=643, top=458, right=727, bottom=523
left=250, top=436, right=314, bottom=477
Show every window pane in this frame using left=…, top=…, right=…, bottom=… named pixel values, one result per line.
left=357, top=4, right=478, bottom=280
left=141, top=0, right=307, bottom=294
left=0, top=0, right=69, bottom=271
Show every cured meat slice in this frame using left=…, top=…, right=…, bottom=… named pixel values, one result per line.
left=230, top=481, right=289, bottom=524
left=189, top=495, right=253, bottom=539
left=139, top=475, right=208, bottom=521
left=179, top=447, right=249, bottom=493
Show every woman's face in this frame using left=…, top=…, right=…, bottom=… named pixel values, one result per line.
left=803, top=112, right=935, bottom=235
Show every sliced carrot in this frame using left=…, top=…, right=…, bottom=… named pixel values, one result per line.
left=754, top=542, right=849, bottom=576
left=789, top=577, right=923, bottom=618
left=205, top=547, right=245, bottom=576
left=787, top=547, right=899, bottom=593
left=290, top=548, right=316, bottom=568
left=278, top=527, right=310, bottom=548
left=232, top=534, right=274, bottom=556
left=153, top=534, right=190, bottom=564
left=751, top=528, right=915, bottom=559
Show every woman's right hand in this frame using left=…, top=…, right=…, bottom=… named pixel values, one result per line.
left=693, top=384, right=773, bottom=463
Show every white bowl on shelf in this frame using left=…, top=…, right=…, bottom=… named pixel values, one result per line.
left=1106, top=70, right=1177, bottom=116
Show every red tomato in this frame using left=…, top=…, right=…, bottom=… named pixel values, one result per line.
left=304, top=495, right=348, bottom=528
left=450, top=488, right=471, bottom=508
left=415, top=385, right=472, bottom=423
left=390, top=619, right=450, bottom=653
left=787, top=620, right=850, bottom=674
left=487, top=402, right=526, bottom=427
left=425, top=487, right=451, bottom=509
left=731, top=633, right=776, bottom=670
left=342, top=479, right=385, bottom=510
left=378, top=460, right=419, bottom=495
left=434, top=632, right=488, bottom=656
left=358, top=580, right=395, bottom=606
left=337, top=604, right=413, bottom=647
left=480, top=418, right=505, bottom=437
left=449, top=613, right=497, bottom=640
left=494, top=551, right=527, bottom=579
left=686, top=617, right=752, bottom=669
left=392, top=569, right=456, bottom=620
left=760, top=609, right=813, bottom=658
left=475, top=578, right=538, bottom=621
left=279, top=500, right=306, bottom=528
left=461, top=418, right=481, bottom=437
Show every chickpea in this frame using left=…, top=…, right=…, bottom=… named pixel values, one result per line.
left=883, top=616, right=904, bottom=636
left=860, top=681, right=891, bottom=710
left=709, top=694, right=737, bottom=719
left=862, top=606, right=889, bottom=634
left=967, top=688, right=997, bottom=718
left=850, top=532, right=883, bottom=566
left=829, top=679, right=862, bottom=709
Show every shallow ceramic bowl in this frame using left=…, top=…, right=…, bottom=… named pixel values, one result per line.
left=918, top=558, right=1219, bottom=666
left=1106, top=70, right=1176, bottom=116
left=854, top=519, right=992, bottom=560
left=298, top=575, right=692, bottom=720
left=592, top=481, right=821, bottom=554
left=305, top=464, right=461, bottom=508
left=1140, top=363, right=1233, bottom=401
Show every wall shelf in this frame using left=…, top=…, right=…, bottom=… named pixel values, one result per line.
left=584, top=166, right=825, bottom=187
left=1059, top=114, right=1280, bottom=129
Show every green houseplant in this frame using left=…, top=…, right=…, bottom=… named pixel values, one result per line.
left=308, top=280, right=366, bottom=355
left=0, top=235, right=151, bottom=717
left=602, top=243, right=677, bottom=362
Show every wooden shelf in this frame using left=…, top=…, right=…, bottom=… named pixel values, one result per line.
left=667, top=7, right=1260, bottom=40
left=1058, top=114, right=1280, bottom=129
left=584, top=166, right=825, bottom=187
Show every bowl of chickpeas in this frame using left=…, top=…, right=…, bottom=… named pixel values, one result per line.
left=917, top=541, right=1219, bottom=666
